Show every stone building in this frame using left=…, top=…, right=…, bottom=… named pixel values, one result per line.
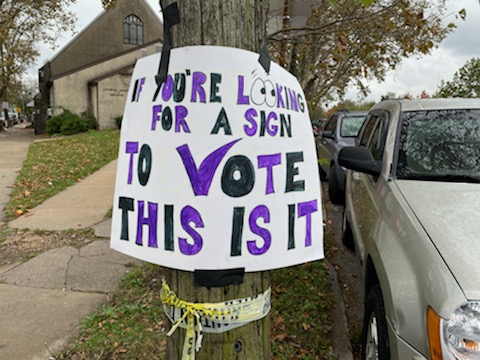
left=37, top=0, right=163, bottom=131
left=36, top=0, right=314, bottom=132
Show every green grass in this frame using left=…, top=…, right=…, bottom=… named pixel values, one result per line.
left=58, top=252, right=335, bottom=359
left=271, top=260, right=334, bottom=359
left=5, top=130, right=120, bottom=220
left=5, top=129, right=336, bottom=358
left=58, top=264, right=166, bottom=360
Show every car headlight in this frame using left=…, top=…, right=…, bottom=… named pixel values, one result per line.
left=442, top=302, right=480, bottom=359
left=428, top=303, right=480, bottom=360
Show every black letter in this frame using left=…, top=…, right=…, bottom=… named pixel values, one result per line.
left=280, top=114, right=292, bottom=137
left=164, top=204, right=174, bottom=251
left=288, top=204, right=295, bottom=249
left=162, top=106, right=173, bottom=131
left=173, top=73, right=186, bottom=102
left=119, top=197, right=134, bottom=240
left=138, top=144, right=152, bottom=186
left=231, top=207, right=245, bottom=256
left=211, top=107, right=232, bottom=135
left=210, top=73, right=222, bottom=102
left=285, top=152, right=305, bottom=192
left=221, top=155, right=255, bottom=197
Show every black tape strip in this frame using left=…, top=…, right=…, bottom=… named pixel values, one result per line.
left=194, top=268, right=245, bottom=288
left=153, top=1, right=180, bottom=101
left=258, top=27, right=271, bottom=74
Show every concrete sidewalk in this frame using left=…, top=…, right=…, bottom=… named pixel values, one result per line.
left=9, top=159, right=117, bottom=231
left=0, top=126, right=35, bottom=224
left=0, top=127, right=142, bottom=360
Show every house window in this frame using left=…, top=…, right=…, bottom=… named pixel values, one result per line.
left=123, top=15, right=143, bottom=45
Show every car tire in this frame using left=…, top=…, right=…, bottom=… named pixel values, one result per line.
left=341, top=209, right=354, bottom=250
left=319, top=164, right=327, bottom=181
left=328, top=165, right=344, bottom=205
left=362, top=285, right=390, bottom=360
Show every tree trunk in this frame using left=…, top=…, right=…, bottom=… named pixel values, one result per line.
left=162, top=1, right=271, bottom=359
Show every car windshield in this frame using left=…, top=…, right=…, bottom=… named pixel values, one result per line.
left=340, top=116, right=366, bottom=137
left=397, top=109, right=480, bottom=182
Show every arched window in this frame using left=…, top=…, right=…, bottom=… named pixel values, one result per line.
left=123, top=15, right=143, bottom=45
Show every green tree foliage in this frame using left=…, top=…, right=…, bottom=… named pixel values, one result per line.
left=328, top=99, right=375, bottom=113
left=269, top=0, right=460, bottom=111
left=101, top=0, right=116, bottom=10
left=100, top=0, right=460, bottom=112
left=436, top=58, right=480, bottom=98
left=0, top=0, right=77, bottom=100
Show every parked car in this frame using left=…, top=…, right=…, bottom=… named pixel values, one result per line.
left=312, top=118, right=327, bottom=137
left=339, top=98, right=480, bottom=359
left=318, top=110, right=367, bottom=204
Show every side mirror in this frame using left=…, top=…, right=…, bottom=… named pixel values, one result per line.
left=322, top=130, right=334, bottom=139
left=338, top=147, right=382, bottom=176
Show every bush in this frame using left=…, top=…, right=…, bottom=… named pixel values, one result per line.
left=114, top=115, right=123, bottom=129
left=46, top=110, right=97, bottom=136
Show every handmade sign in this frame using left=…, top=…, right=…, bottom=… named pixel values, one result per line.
left=110, top=46, right=324, bottom=272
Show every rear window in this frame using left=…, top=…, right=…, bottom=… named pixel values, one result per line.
left=397, top=109, right=480, bottom=181
left=340, top=116, right=366, bottom=137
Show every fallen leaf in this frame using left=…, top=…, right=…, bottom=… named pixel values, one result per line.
left=273, top=315, right=285, bottom=327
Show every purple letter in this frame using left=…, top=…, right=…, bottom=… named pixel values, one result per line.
left=247, top=205, right=271, bottom=255
left=136, top=201, right=158, bottom=248
left=298, top=200, right=318, bottom=247
left=176, top=139, right=241, bottom=196
left=266, top=111, right=278, bottom=136
left=288, top=88, right=299, bottom=112
left=162, top=75, right=174, bottom=102
left=237, top=76, right=249, bottom=104
left=136, top=78, right=145, bottom=102
left=175, top=105, right=190, bottom=133
left=191, top=72, right=207, bottom=103
left=258, top=154, right=281, bottom=194
left=125, top=142, right=139, bottom=184
left=152, top=105, right=162, bottom=130
left=244, top=108, right=257, bottom=136
left=179, top=205, right=204, bottom=255
left=276, top=84, right=285, bottom=109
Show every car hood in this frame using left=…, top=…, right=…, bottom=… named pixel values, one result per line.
left=396, top=180, right=480, bottom=300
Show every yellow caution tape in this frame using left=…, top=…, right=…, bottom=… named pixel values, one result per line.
left=160, top=278, right=271, bottom=360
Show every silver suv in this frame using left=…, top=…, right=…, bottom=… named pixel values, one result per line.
left=318, top=110, right=367, bottom=204
left=339, top=99, right=480, bottom=359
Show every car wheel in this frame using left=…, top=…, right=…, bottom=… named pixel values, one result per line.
left=362, top=285, right=390, bottom=360
left=318, top=164, right=327, bottom=181
left=328, top=165, right=344, bottom=205
left=341, top=209, right=354, bottom=250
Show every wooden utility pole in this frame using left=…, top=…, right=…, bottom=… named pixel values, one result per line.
left=162, top=1, right=271, bottom=359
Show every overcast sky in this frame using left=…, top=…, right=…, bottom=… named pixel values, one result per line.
left=30, top=0, right=480, bottom=103
left=346, top=0, right=480, bottom=102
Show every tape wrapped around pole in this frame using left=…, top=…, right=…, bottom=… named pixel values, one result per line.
left=161, top=279, right=271, bottom=359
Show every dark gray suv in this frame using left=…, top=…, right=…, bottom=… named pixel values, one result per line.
left=317, top=110, right=367, bottom=204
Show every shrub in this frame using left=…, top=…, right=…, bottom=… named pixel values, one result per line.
left=46, top=110, right=97, bottom=136
left=114, top=115, right=123, bottom=129
left=80, top=112, right=98, bottom=130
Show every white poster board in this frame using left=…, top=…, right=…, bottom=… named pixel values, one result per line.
left=110, top=46, right=323, bottom=272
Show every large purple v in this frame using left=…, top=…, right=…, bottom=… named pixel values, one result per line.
left=176, top=139, right=242, bottom=196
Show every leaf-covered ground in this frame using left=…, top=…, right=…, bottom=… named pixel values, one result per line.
left=5, top=130, right=120, bottom=219
left=57, top=259, right=335, bottom=360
